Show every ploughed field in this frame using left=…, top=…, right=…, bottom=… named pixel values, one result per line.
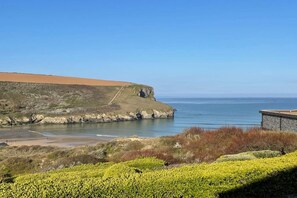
left=0, top=72, right=131, bottom=86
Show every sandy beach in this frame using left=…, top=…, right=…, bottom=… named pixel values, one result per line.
left=1, top=135, right=109, bottom=147
left=0, top=128, right=110, bottom=147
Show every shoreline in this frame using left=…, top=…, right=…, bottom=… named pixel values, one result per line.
left=0, top=130, right=114, bottom=147
left=0, top=134, right=111, bottom=147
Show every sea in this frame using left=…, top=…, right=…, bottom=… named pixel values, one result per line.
left=1, top=98, right=297, bottom=138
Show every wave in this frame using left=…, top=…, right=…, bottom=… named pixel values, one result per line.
left=96, top=134, right=119, bottom=138
left=164, top=101, right=269, bottom=105
left=178, top=122, right=260, bottom=126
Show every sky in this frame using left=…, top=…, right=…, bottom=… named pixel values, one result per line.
left=0, top=0, right=297, bottom=97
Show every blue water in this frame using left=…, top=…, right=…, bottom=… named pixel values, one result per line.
left=2, top=98, right=297, bottom=138
left=164, top=98, right=296, bottom=130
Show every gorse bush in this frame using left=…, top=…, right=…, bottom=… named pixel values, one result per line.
left=122, top=157, right=165, bottom=170
left=103, top=164, right=141, bottom=179
left=2, top=152, right=297, bottom=197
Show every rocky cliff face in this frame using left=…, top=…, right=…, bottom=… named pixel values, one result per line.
left=0, top=110, right=174, bottom=126
left=138, top=87, right=156, bottom=100
left=0, top=82, right=174, bottom=127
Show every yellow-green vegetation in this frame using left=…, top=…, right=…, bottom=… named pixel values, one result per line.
left=216, top=150, right=282, bottom=162
left=1, top=153, right=297, bottom=197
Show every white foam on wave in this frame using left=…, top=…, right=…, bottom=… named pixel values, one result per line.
left=96, top=134, right=119, bottom=138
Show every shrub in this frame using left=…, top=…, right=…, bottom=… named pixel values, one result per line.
left=160, top=127, right=297, bottom=163
left=118, top=149, right=179, bottom=164
left=103, top=164, right=141, bottom=179
left=3, top=152, right=297, bottom=197
left=53, top=154, right=104, bottom=169
left=0, top=173, right=13, bottom=183
left=216, top=150, right=282, bottom=162
left=122, top=157, right=165, bottom=170
left=0, top=157, right=39, bottom=175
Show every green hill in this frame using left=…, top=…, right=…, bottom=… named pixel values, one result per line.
left=0, top=74, right=174, bottom=126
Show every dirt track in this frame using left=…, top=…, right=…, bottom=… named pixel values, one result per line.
left=0, top=72, right=131, bottom=86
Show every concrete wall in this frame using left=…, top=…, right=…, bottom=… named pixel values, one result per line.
left=262, top=114, right=297, bottom=132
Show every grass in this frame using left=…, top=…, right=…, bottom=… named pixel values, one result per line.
left=0, top=82, right=120, bottom=115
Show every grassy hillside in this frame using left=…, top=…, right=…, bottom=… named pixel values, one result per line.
left=0, top=82, right=119, bottom=116
left=2, top=153, right=297, bottom=197
left=0, top=82, right=171, bottom=115
left=0, top=80, right=173, bottom=126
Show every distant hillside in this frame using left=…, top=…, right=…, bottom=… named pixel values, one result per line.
left=0, top=73, right=174, bottom=126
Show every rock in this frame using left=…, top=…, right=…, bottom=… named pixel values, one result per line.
left=138, top=87, right=156, bottom=100
left=31, top=114, right=44, bottom=123
left=110, top=115, right=117, bottom=122
left=136, top=112, right=143, bottom=119
left=14, top=117, right=30, bottom=125
left=153, top=110, right=174, bottom=119
left=83, top=114, right=97, bottom=122
left=117, top=114, right=132, bottom=121
left=141, top=111, right=153, bottom=119
left=153, top=110, right=166, bottom=118
left=0, top=110, right=174, bottom=126
left=129, top=112, right=137, bottom=119
left=0, top=118, right=9, bottom=125
left=40, top=116, right=68, bottom=124
left=6, top=117, right=16, bottom=125
left=0, top=142, right=8, bottom=147
left=67, top=116, right=82, bottom=123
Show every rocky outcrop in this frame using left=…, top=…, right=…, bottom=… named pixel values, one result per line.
left=138, top=87, right=156, bottom=100
left=0, top=110, right=174, bottom=126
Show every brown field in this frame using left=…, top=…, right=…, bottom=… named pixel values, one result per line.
left=0, top=72, right=131, bottom=86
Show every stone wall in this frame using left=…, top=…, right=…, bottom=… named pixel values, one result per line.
left=262, top=114, right=297, bottom=132
left=281, top=117, right=297, bottom=132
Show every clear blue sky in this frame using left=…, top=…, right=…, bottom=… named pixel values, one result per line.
left=1, top=1, right=297, bottom=97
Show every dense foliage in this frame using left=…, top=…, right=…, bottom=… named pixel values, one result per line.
left=2, top=127, right=297, bottom=178
left=116, top=127, right=297, bottom=163
left=1, top=152, right=297, bottom=197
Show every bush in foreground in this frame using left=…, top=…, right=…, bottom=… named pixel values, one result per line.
left=2, top=153, right=297, bottom=197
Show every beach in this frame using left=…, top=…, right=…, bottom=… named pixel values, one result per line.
left=0, top=129, right=109, bottom=147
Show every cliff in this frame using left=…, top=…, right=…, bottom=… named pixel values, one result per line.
left=0, top=73, right=174, bottom=126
